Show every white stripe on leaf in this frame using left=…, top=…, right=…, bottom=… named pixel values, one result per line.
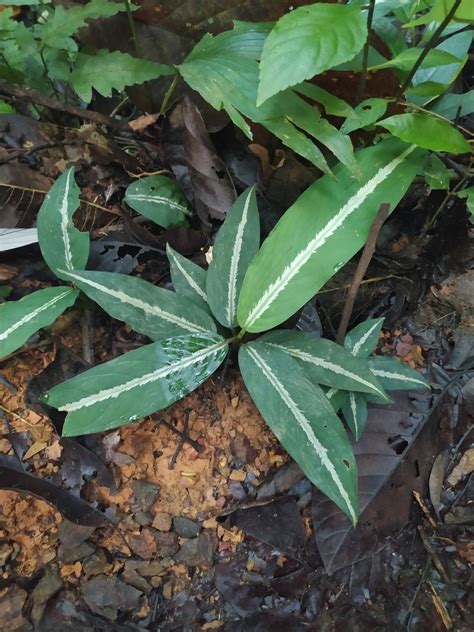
left=168, top=249, right=207, bottom=301
left=0, top=290, right=72, bottom=341
left=60, top=169, right=73, bottom=271
left=370, top=368, right=428, bottom=387
left=126, top=194, right=191, bottom=216
left=350, top=320, right=381, bottom=356
left=244, top=145, right=416, bottom=329
left=247, top=345, right=357, bottom=525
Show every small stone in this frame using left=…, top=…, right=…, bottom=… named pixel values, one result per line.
left=131, top=480, right=160, bottom=511
left=0, top=585, right=31, bottom=631
left=154, top=532, right=179, bottom=558
left=31, top=568, right=62, bottom=622
left=135, top=511, right=153, bottom=526
left=162, top=581, right=173, bottom=600
left=150, top=576, right=162, bottom=588
left=121, top=569, right=152, bottom=595
left=129, top=528, right=157, bottom=560
left=152, top=512, right=172, bottom=532
left=229, top=469, right=246, bottom=482
left=135, top=558, right=173, bottom=577
left=175, top=531, right=217, bottom=568
left=172, top=517, right=201, bottom=539
left=58, top=541, right=95, bottom=564
left=231, top=434, right=257, bottom=465
left=81, top=575, right=142, bottom=621
left=83, top=550, right=111, bottom=576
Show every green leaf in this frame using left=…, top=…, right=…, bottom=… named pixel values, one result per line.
left=258, top=4, right=366, bottom=105
left=124, top=175, right=191, bottom=229
left=430, top=90, right=474, bottom=120
left=237, top=138, right=422, bottom=333
left=378, top=113, right=471, bottom=153
left=60, top=270, right=217, bottom=340
left=0, top=100, right=14, bottom=114
left=239, top=341, right=358, bottom=524
left=166, top=244, right=209, bottom=312
left=342, top=391, right=368, bottom=441
left=46, top=333, right=228, bottom=436
left=424, top=154, right=450, bottom=189
left=457, top=186, right=474, bottom=214
left=70, top=50, right=173, bottom=104
left=325, top=387, right=348, bottom=413
left=179, top=23, right=356, bottom=174
left=294, top=83, right=353, bottom=117
left=260, top=331, right=389, bottom=400
left=369, top=48, right=463, bottom=72
left=340, top=98, right=388, bottom=134
left=404, top=0, right=474, bottom=26
left=343, top=318, right=384, bottom=357
left=37, top=168, right=89, bottom=280
left=206, top=187, right=259, bottom=328
left=0, top=287, right=78, bottom=359
left=368, top=356, right=430, bottom=390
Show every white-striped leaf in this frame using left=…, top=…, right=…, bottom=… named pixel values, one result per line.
left=369, top=356, right=430, bottom=391
left=206, top=187, right=259, bottom=328
left=166, top=244, right=209, bottom=312
left=237, top=139, right=423, bottom=332
left=261, top=331, right=389, bottom=400
left=239, top=341, right=358, bottom=524
left=37, top=168, right=89, bottom=280
left=344, top=317, right=384, bottom=358
left=341, top=391, right=368, bottom=441
left=61, top=269, right=216, bottom=340
left=124, top=175, right=191, bottom=229
left=0, top=287, right=78, bottom=359
left=46, top=333, right=228, bottom=436
left=325, top=387, right=348, bottom=413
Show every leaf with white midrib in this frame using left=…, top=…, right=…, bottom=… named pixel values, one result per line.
left=124, top=175, right=191, bottom=229
left=368, top=356, right=430, bottom=390
left=166, top=244, right=209, bottom=312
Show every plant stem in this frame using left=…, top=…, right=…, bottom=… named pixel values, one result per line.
left=356, top=0, right=376, bottom=103
left=336, top=203, right=390, bottom=344
left=236, top=329, right=247, bottom=341
left=160, top=73, right=179, bottom=113
left=393, top=0, right=462, bottom=102
left=395, top=99, right=474, bottom=137
left=124, top=0, right=141, bottom=57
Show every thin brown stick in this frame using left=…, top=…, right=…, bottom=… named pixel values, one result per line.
left=0, top=81, right=129, bottom=130
left=336, top=203, right=390, bottom=344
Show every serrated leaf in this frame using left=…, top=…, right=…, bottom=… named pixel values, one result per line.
left=206, top=187, right=259, bottom=328
left=179, top=23, right=356, bottom=174
left=294, top=83, right=353, bottom=117
left=239, top=341, right=358, bottom=524
left=60, top=269, right=216, bottom=340
left=37, top=168, right=89, bottom=280
left=424, top=154, right=450, bottom=190
left=368, top=356, right=430, bottom=390
left=261, top=331, right=388, bottom=400
left=344, top=318, right=384, bottom=358
left=70, top=50, right=173, bottom=103
left=370, top=48, right=463, bottom=72
left=166, top=244, right=209, bottom=311
left=457, top=186, right=474, bottom=214
left=258, top=4, right=366, bottom=105
left=342, top=392, right=368, bottom=441
left=340, top=99, right=388, bottom=135
left=237, top=138, right=422, bottom=333
left=0, top=287, right=78, bottom=359
left=124, top=175, right=191, bottom=229
left=379, top=113, right=471, bottom=153
left=46, top=333, right=228, bottom=436
left=430, top=90, right=474, bottom=120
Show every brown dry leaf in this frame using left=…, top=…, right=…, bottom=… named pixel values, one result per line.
left=457, top=542, right=474, bottom=564
left=429, top=583, right=453, bottom=630
left=447, top=448, right=474, bottom=487
left=128, top=113, right=160, bottom=132
left=22, top=441, right=48, bottom=460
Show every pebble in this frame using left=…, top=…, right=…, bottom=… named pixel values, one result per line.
left=173, top=516, right=202, bottom=538
left=175, top=531, right=216, bottom=568
left=131, top=479, right=161, bottom=511
left=152, top=512, right=172, bottom=532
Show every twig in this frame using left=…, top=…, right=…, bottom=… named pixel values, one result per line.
left=168, top=408, right=192, bottom=469
left=393, top=0, right=463, bottom=102
left=0, top=81, right=129, bottom=130
left=153, top=413, right=204, bottom=458
left=0, top=140, right=85, bottom=165
left=160, top=73, right=179, bottom=113
left=124, top=0, right=141, bottom=57
left=336, top=203, right=390, bottom=343
left=356, top=0, right=376, bottom=103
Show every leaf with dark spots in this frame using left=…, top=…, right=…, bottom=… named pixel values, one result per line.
left=182, top=96, right=236, bottom=221
left=0, top=455, right=109, bottom=527
left=312, top=390, right=434, bottom=574
left=230, top=496, right=306, bottom=560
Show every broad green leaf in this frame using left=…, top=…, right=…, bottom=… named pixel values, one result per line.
left=424, top=154, right=450, bottom=189
left=340, top=98, right=388, bottom=134
left=430, top=90, right=474, bottom=120
left=239, top=341, right=358, bottom=524
left=343, top=318, right=384, bottom=357
left=124, top=175, right=191, bottom=229
left=325, top=387, right=348, bottom=413
left=70, top=51, right=173, bottom=104
left=457, top=186, right=474, bottom=214
left=405, top=0, right=474, bottom=26
left=260, top=331, right=389, bottom=400
left=378, top=113, right=471, bottom=153
left=373, top=15, right=408, bottom=57
left=0, top=100, right=14, bottom=114
left=294, top=83, right=353, bottom=117
left=37, top=168, right=89, bottom=280
left=60, top=270, right=216, bottom=340
left=0, top=287, right=78, bottom=359
left=166, top=244, right=209, bottom=312
left=179, top=23, right=356, bottom=174
left=369, top=48, right=463, bottom=72
left=237, top=138, right=422, bottom=333
left=409, top=81, right=450, bottom=97
left=258, top=4, right=366, bottom=104
left=342, top=391, right=368, bottom=441
left=46, top=333, right=228, bottom=436
left=368, top=356, right=430, bottom=390
left=206, top=187, right=259, bottom=328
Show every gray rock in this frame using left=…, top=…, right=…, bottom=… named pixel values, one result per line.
left=81, top=575, right=142, bottom=621
left=58, top=541, right=95, bottom=563
left=0, top=585, right=31, bottom=631
left=31, top=568, right=62, bottom=622
left=82, top=549, right=110, bottom=576
left=175, top=531, right=216, bottom=568
left=131, top=480, right=160, bottom=511
left=121, top=569, right=152, bottom=595
left=154, top=531, right=180, bottom=558
left=172, top=516, right=201, bottom=538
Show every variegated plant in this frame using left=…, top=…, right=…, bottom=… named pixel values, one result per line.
left=1, top=138, right=431, bottom=523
